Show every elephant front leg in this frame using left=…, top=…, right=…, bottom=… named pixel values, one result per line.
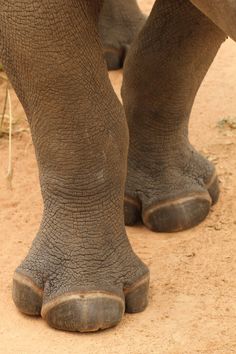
left=122, top=0, right=227, bottom=232
left=0, top=0, right=149, bottom=332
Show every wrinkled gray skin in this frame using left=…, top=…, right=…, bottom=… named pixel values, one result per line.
left=0, top=0, right=234, bottom=332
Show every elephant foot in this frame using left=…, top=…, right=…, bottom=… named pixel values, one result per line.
left=12, top=227, right=149, bottom=332
left=125, top=147, right=219, bottom=232
left=99, top=1, right=146, bottom=70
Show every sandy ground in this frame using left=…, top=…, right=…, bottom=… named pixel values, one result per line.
left=1, top=1, right=236, bottom=353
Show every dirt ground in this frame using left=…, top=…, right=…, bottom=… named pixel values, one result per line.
left=1, top=1, right=236, bottom=353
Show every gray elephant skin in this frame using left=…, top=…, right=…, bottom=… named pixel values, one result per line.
left=0, top=0, right=235, bottom=332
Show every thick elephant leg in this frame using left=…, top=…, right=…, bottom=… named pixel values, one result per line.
left=0, top=0, right=149, bottom=332
left=122, top=0, right=227, bottom=232
left=99, top=0, right=146, bottom=70
left=190, top=0, right=236, bottom=41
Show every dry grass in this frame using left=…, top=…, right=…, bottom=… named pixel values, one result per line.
left=217, top=116, right=236, bottom=130
left=0, top=71, right=29, bottom=186
left=0, top=71, right=29, bottom=135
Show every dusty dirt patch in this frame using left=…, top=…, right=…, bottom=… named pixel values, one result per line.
left=1, top=2, right=236, bottom=353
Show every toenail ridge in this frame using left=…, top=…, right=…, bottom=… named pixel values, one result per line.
left=143, top=191, right=212, bottom=223
left=124, top=195, right=141, bottom=209
left=13, top=272, right=43, bottom=297
left=124, top=274, right=150, bottom=295
left=205, top=171, right=217, bottom=189
left=41, top=291, right=125, bottom=318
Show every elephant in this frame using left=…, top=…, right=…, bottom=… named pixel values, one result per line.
left=99, top=0, right=146, bottom=70
left=0, top=0, right=235, bottom=333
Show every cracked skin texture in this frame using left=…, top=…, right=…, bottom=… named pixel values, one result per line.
left=0, top=0, right=149, bottom=332
left=0, top=0, right=234, bottom=333
left=122, top=0, right=226, bottom=231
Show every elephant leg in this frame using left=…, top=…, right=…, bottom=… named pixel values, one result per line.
left=190, top=0, right=236, bottom=41
left=122, top=0, right=227, bottom=232
left=99, top=0, right=146, bottom=70
left=0, top=0, right=149, bottom=332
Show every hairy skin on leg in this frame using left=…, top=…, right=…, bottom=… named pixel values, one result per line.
left=122, top=0, right=226, bottom=232
left=99, top=0, right=146, bottom=70
left=0, top=0, right=149, bottom=332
